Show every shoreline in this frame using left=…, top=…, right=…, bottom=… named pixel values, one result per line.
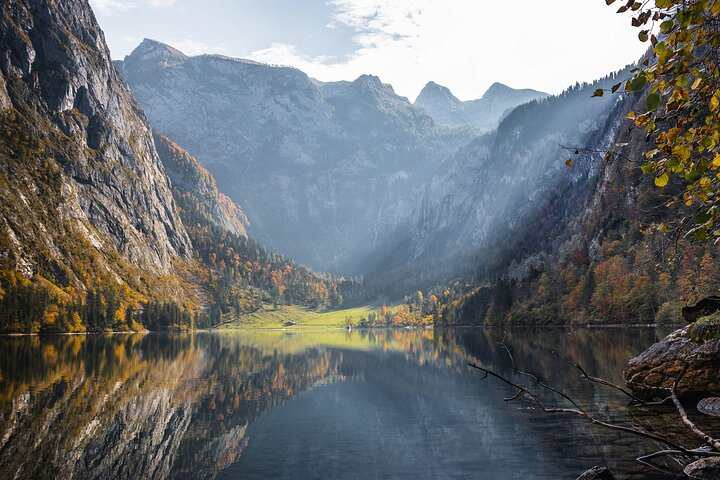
left=0, top=322, right=682, bottom=337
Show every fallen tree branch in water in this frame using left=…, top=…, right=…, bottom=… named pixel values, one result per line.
left=549, top=349, right=647, bottom=405
left=670, top=365, right=720, bottom=452
left=477, top=334, right=720, bottom=476
left=467, top=361, right=699, bottom=455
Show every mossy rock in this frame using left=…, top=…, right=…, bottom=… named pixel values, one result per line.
left=688, top=312, right=720, bottom=343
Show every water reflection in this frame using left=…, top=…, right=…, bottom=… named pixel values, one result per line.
left=0, top=328, right=714, bottom=479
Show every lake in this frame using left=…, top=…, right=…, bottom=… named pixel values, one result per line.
left=0, top=327, right=711, bottom=479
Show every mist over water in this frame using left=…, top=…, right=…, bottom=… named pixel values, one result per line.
left=1, top=327, right=710, bottom=479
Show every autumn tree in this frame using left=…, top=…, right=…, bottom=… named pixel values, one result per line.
left=602, top=0, right=720, bottom=239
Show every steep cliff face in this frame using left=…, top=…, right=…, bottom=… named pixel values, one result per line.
left=413, top=73, right=629, bottom=264
left=154, top=132, right=248, bottom=238
left=0, top=0, right=190, bottom=293
left=117, top=40, right=475, bottom=274
left=414, top=81, right=548, bottom=129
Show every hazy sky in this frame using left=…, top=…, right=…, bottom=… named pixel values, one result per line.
left=90, top=0, right=650, bottom=101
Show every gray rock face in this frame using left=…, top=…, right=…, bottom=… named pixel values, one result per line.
left=117, top=40, right=475, bottom=274
left=414, top=81, right=548, bottom=129
left=624, top=327, right=720, bottom=398
left=0, top=0, right=190, bottom=288
left=154, top=132, right=248, bottom=238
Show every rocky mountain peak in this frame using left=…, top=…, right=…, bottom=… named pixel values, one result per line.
left=482, top=82, right=513, bottom=95
left=415, top=81, right=462, bottom=115
left=353, top=74, right=398, bottom=96
left=414, top=79, right=547, bottom=129
left=417, top=81, right=460, bottom=103
left=124, top=38, right=188, bottom=70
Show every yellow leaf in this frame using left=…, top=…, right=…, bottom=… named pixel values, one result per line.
left=655, top=173, right=670, bottom=187
left=692, top=77, right=702, bottom=90
left=712, top=153, right=720, bottom=167
left=672, top=144, right=691, bottom=162
left=667, top=127, right=681, bottom=144
left=711, top=96, right=720, bottom=112
left=565, top=159, right=573, bottom=167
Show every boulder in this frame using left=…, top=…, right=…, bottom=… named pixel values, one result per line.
left=683, top=457, right=720, bottom=479
left=624, top=326, right=720, bottom=398
left=575, top=466, right=615, bottom=480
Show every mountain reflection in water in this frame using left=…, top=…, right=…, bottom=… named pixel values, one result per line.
left=1, top=327, right=713, bottom=479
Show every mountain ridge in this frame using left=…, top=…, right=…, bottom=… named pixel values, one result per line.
left=117, top=39, right=476, bottom=274
left=414, top=80, right=548, bottom=129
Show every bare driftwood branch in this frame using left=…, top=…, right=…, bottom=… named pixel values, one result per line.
left=550, top=349, right=647, bottom=404
left=466, top=361, right=699, bottom=454
left=670, top=365, right=720, bottom=452
left=474, top=336, right=720, bottom=477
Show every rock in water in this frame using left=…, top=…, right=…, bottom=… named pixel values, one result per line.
left=576, top=466, right=615, bottom=480
left=697, top=397, right=720, bottom=417
left=624, top=326, right=720, bottom=398
left=684, top=457, right=720, bottom=479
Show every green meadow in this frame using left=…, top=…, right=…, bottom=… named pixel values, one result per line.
left=213, top=304, right=389, bottom=330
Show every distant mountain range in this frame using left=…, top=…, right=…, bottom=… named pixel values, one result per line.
left=414, top=81, right=548, bottom=129
left=3, top=0, right=703, bottom=331
left=116, top=39, right=476, bottom=274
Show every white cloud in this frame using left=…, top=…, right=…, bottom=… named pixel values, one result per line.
left=147, top=0, right=177, bottom=7
left=248, top=0, right=650, bottom=101
left=90, top=0, right=136, bottom=16
left=249, top=43, right=335, bottom=68
left=90, top=0, right=175, bottom=16
left=169, top=39, right=226, bottom=57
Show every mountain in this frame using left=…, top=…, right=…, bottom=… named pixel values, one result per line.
left=351, top=74, right=630, bottom=300
left=0, top=0, right=191, bottom=297
left=414, top=73, right=720, bottom=326
left=414, top=81, right=548, bottom=129
left=154, top=132, right=248, bottom=238
left=413, top=75, right=627, bottom=262
left=117, top=40, right=476, bottom=274
left=0, top=0, right=341, bottom=333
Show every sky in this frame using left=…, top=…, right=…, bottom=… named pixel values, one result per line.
left=89, top=0, right=650, bottom=101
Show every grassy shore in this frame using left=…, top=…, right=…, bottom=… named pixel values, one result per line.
left=214, top=304, right=389, bottom=330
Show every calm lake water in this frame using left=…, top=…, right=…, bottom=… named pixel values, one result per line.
left=0, top=327, right=715, bottom=479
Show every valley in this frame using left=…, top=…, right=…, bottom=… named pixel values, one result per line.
left=0, top=0, right=717, bottom=334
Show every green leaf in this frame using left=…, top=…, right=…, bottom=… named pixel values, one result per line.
left=646, top=93, right=661, bottom=111
left=693, top=228, right=709, bottom=241
left=696, top=212, right=712, bottom=223
left=630, top=75, right=647, bottom=92
left=686, top=170, right=702, bottom=183
left=660, top=20, right=674, bottom=33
